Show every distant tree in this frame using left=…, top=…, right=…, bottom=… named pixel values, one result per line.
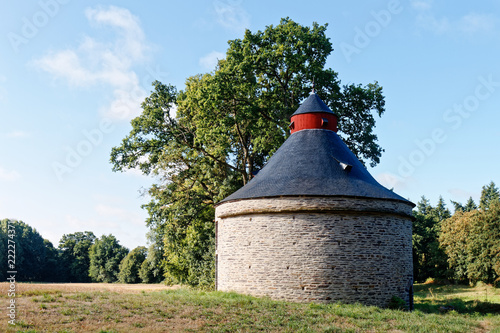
left=58, top=231, right=96, bottom=282
left=139, top=242, right=165, bottom=283
left=118, top=246, right=147, bottom=284
left=479, top=181, right=500, bottom=210
left=434, top=196, right=452, bottom=221
left=464, top=197, right=478, bottom=212
left=450, top=200, right=463, bottom=213
left=441, top=201, right=500, bottom=284
left=0, top=222, right=8, bottom=281
left=440, top=210, right=472, bottom=282
left=89, top=234, right=128, bottom=283
left=412, top=197, right=450, bottom=282
left=466, top=202, right=500, bottom=284
left=416, top=196, right=432, bottom=216
left=451, top=197, right=477, bottom=213
left=0, top=219, right=48, bottom=281
left=42, top=239, right=64, bottom=282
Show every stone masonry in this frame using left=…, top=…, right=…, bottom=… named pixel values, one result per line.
left=216, top=196, right=414, bottom=308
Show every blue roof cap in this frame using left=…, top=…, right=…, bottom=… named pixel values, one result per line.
left=291, top=92, right=336, bottom=117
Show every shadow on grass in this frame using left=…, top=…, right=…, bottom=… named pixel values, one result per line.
left=415, top=298, right=500, bottom=315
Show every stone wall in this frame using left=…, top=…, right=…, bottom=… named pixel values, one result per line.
left=216, top=196, right=414, bottom=308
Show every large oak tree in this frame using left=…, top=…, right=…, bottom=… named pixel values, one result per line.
left=111, top=18, right=387, bottom=286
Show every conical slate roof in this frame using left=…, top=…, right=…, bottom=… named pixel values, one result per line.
left=219, top=93, right=411, bottom=205
left=221, top=129, right=409, bottom=203
left=291, top=92, right=336, bottom=116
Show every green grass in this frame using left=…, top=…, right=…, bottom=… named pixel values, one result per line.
left=2, top=283, right=500, bottom=332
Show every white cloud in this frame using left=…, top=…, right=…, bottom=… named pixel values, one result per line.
left=64, top=214, right=121, bottom=234
left=416, top=14, right=450, bottom=35
left=85, top=6, right=147, bottom=61
left=412, top=3, right=497, bottom=37
left=123, top=167, right=147, bottom=178
left=458, top=13, right=496, bottom=35
left=0, top=75, right=6, bottom=102
left=199, top=51, right=225, bottom=70
left=169, top=103, right=178, bottom=120
left=4, top=130, right=30, bottom=138
left=0, top=167, right=21, bottom=182
left=447, top=188, right=477, bottom=201
left=33, top=6, right=151, bottom=121
left=95, top=204, right=144, bottom=226
left=375, top=172, right=408, bottom=191
left=411, top=0, right=432, bottom=11
left=213, top=0, right=250, bottom=33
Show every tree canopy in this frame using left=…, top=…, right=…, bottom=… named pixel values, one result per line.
left=413, top=182, right=500, bottom=285
left=110, top=18, right=388, bottom=286
left=0, top=219, right=50, bottom=281
left=59, top=231, right=96, bottom=282
left=440, top=201, right=500, bottom=284
left=479, top=181, right=500, bottom=210
left=118, top=246, right=147, bottom=284
left=440, top=181, right=500, bottom=285
left=89, top=234, right=129, bottom=283
left=412, top=196, right=451, bottom=282
left=451, top=197, right=477, bottom=213
left=0, top=219, right=161, bottom=284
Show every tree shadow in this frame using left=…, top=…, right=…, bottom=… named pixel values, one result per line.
left=414, top=298, right=500, bottom=315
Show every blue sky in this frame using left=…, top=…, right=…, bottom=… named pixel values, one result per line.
left=1, top=0, right=499, bottom=250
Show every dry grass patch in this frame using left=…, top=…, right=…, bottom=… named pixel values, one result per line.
left=0, top=283, right=498, bottom=332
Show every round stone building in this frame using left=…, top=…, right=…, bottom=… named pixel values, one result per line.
left=215, top=92, right=415, bottom=308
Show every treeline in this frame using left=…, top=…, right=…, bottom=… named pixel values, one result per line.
left=2, top=180, right=498, bottom=286
left=0, top=221, right=164, bottom=283
left=413, top=181, right=500, bottom=287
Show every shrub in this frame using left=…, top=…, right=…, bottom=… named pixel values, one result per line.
left=388, top=296, right=407, bottom=310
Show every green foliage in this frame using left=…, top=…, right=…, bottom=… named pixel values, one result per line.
left=89, top=234, right=129, bottom=283
left=451, top=197, right=477, bottom=213
left=58, top=231, right=96, bottom=282
left=479, top=181, right=500, bottom=210
left=110, top=18, right=387, bottom=287
left=412, top=197, right=451, bottom=282
left=118, top=246, right=147, bottom=283
left=0, top=219, right=53, bottom=281
left=42, top=239, right=65, bottom=282
left=387, top=296, right=407, bottom=310
left=440, top=201, right=500, bottom=284
left=138, top=242, right=165, bottom=283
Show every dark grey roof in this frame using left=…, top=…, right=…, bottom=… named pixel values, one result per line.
left=291, top=92, right=336, bottom=116
left=220, top=129, right=412, bottom=204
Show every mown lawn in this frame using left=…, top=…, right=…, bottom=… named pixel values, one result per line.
left=0, top=282, right=499, bottom=332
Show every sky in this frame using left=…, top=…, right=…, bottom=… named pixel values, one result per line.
left=1, top=0, right=499, bottom=250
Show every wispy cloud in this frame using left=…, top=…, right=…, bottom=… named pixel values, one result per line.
left=415, top=14, right=450, bottom=35
left=199, top=51, right=225, bottom=70
left=447, top=188, right=477, bottom=202
left=4, top=130, right=30, bottom=138
left=33, top=6, right=151, bottom=121
left=410, top=0, right=432, bottom=11
left=412, top=1, right=497, bottom=37
left=0, top=166, right=21, bottom=182
left=375, top=172, right=408, bottom=192
left=95, top=204, right=144, bottom=226
left=64, top=214, right=119, bottom=230
left=458, top=13, right=496, bottom=35
left=0, top=75, right=6, bottom=102
left=213, top=0, right=250, bottom=33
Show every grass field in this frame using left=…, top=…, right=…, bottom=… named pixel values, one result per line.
left=0, top=282, right=499, bottom=332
